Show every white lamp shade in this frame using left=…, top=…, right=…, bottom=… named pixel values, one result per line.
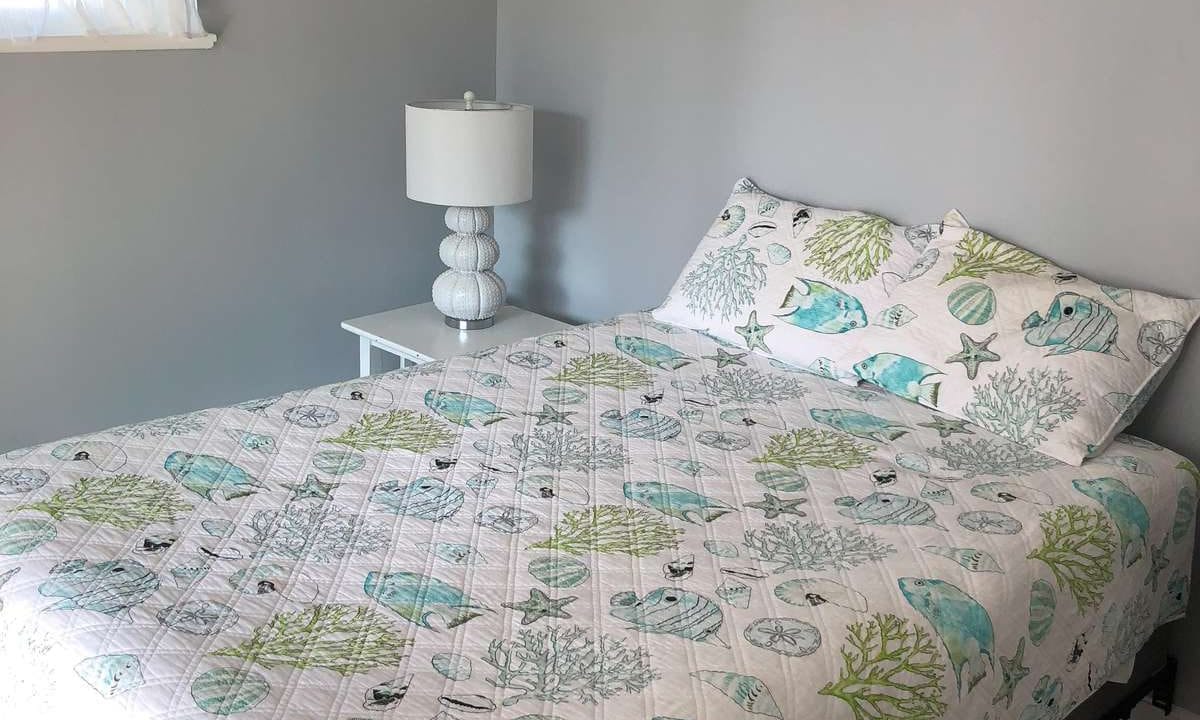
left=406, top=98, right=533, bottom=207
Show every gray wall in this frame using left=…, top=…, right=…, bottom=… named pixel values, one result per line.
left=0, top=0, right=496, bottom=452
left=494, top=0, right=1200, bottom=707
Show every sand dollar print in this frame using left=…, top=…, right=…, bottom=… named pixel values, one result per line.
left=957, top=510, right=1023, bottom=535
left=1137, top=319, right=1187, bottom=366
left=507, top=350, right=553, bottom=369
left=695, top=430, right=750, bottom=451
left=744, top=617, right=822, bottom=657
left=283, top=404, right=339, bottom=428
left=158, top=600, right=239, bottom=636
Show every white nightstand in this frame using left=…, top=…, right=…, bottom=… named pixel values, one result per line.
left=342, top=302, right=573, bottom=377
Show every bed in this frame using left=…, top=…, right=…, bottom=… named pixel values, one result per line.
left=0, top=312, right=1193, bottom=719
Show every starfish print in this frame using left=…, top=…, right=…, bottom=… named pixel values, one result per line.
left=525, top=403, right=575, bottom=426
left=918, top=415, right=975, bottom=438
left=502, top=588, right=577, bottom=625
left=734, top=311, right=774, bottom=353
left=745, top=493, right=807, bottom=519
left=703, top=347, right=748, bottom=368
left=992, top=636, right=1030, bottom=709
left=945, top=332, right=1000, bottom=380
left=280, top=473, right=340, bottom=501
left=1144, top=536, right=1169, bottom=591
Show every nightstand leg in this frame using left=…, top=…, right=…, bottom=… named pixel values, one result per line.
left=358, top=337, right=372, bottom=378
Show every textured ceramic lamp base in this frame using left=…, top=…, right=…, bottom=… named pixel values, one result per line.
left=432, top=206, right=506, bottom=329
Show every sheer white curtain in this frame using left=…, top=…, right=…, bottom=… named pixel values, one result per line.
left=0, top=0, right=207, bottom=41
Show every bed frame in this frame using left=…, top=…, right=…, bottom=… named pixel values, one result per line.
left=1067, top=628, right=1177, bottom=720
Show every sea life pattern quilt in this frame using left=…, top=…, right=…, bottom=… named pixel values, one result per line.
left=827, top=210, right=1200, bottom=465
left=653, top=177, right=943, bottom=379
left=0, top=312, right=1195, bottom=720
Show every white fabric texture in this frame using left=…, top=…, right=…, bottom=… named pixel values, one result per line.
left=0, top=0, right=205, bottom=41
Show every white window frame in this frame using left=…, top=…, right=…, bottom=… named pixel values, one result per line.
left=0, top=0, right=215, bottom=53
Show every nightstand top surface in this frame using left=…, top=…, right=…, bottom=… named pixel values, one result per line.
left=342, top=302, right=572, bottom=362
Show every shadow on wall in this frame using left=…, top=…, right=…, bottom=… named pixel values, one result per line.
left=509, top=110, right=587, bottom=316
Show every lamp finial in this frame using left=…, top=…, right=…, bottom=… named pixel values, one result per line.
left=463, top=90, right=476, bottom=110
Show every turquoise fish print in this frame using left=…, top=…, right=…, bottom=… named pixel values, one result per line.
left=609, top=587, right=727, bottom=647
left=423, top=390, right=514, bottom=427
left=1073, top=477, right=1149, bottom=566
left=600, top=408, right=682, bottom=440
left=1022, top=292, right=1128, bottom=359
left=775, top=279, right=868, bottom=333
left=852, top=353, right=943, bottom=407
left=371, top=477, right=464, bottom=520
left=38, top=558, right=159, bottom=622
left=809, top=408, right=909, bottom=443
left=364, top=570, right=489, bottom=630
left=614, top=335, right=695, bottom=370
left=164, top=451, right=264, bottom=501
left=899, top=576, right=995, bottom=697
left=623, top=481, right=735, bottom=524
left=835, top=492, right=946, bottom=529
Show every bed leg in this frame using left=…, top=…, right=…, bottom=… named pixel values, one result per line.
left=1151, top=656, right=1178, bottom=714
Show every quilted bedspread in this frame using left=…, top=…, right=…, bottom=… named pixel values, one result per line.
left=0, top=312, right=1195, bottom=720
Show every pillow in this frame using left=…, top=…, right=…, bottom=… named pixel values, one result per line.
left=830, top=210, right=1200, bottom=465
left=653, top=178, right=942, bottom=381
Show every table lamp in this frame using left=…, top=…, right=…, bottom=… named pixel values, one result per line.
left=405, top=91, right=533, bottom=329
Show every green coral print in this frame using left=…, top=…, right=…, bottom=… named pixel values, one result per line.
left=211, top=604, right=411, bottom=676
left=547, top=353, right=651, bottom=390
left=1027, top=505, right=1117, bottom=613
left=963, top=367, right=1084, bottom=448
left=939, top=230, right=1047, bottom=285
left=18, top=474, right=192, bottom=531
left=818, top=613, right=947, bottom=720
left=803, top=215, right=894, bottom=283
left=681, top=236, right=768, bottom=321
left=752, top=428, right=874, bottom=470
left=744, top=521, right=895, bottom=574
left=323, top=409, right=455, bottom=452
left=528, top=505, right=683, bottom=557
left=483, top=624, right=657, bottom=705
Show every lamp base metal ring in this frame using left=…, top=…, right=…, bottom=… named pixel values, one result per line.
left=444, top=315, right=495, bottom=330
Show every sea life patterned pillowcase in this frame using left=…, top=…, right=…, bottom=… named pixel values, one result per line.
left=831, top=210, right=1200, bottom=465
left=653, top=178, right=942, bottom=381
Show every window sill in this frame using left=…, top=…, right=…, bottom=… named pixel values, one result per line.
left=0, top=33, right=215, bottom=53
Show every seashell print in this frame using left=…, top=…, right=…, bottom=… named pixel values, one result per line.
left=363, top=677, right=411, bottom=711
left=51, top=440, right=127, bottom=471
left=920, top=545, right=1002, bottom=573
left=431, top=653, right=473, bottom=681
left=747, top=221, right=777, bottom=238
left=895, top=452, right=932, bottom=474
left=703, top=540, right=739, bottom=558
left=528, top=556, right=590, bottom=588
left=766, top=243, right=791, bottom=265
left=875, top=304, right=918, bottom=329
left=1029, top=579, right=1056, bottom=646
left=663, top=554, right=694, bottom=581
left=227, top=563, right=319, bottom=603
left=370, top=478, right=463, bottom=520
left=537, top=330, right=591, bottom=353
left=312, top=449, right=367, bottom=476
left=157, top=600, right=239, bottom=636
left=757, top=194, right=781, bottom=217
left=75, top=653, right=144, bottom=697
left=692, top=670, right=783, bottom=719
left=957, top=510, right=1023, bottom=535
left=970, top=482, right=1054, bottom=506
left=695, top=430, right=750, bottom=451
left=1137, top=319, right=1187, bottom=366
left=191, top=667, right=270, bottom=715
left=201, top=519, right=236, bottom=538
left=774, top=578, right=868, bottom=612
left=543, top=386, right=586, bottom=405
left=706, top=204, right=746, bottom=238
left=754, top=468, right=808, bottom=493
left=329, top=381, right=394, bottom=407
left=476, top=505, right=538, bottom=534
left=0, top=467, right=49, bottom=495
left=743, top=618, right=821, bottom=657
left=1101, top=285, right=1134, bottom=311
left=438, top=694, right=496, bottom=713
left=946, top=282, right=996, bottom=325
left=0, top=518, right=56, bottom=555
left=516, top=475, right=590, bottom=505
left=716, top=579, right=751, bottom=608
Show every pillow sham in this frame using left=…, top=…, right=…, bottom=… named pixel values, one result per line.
left=830, top=210, right=1200, bottom=465
left=653, top=178, right=942, bottom=381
